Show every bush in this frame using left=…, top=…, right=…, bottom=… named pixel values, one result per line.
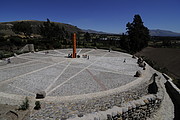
left=34, top=101, right=41, bottom=110
left=0, top=51, right=5, bottom=59
left=19, top=97, right=29, bottom=110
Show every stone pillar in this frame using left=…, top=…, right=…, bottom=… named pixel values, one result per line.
left=72, top=33, right=76, bottom=58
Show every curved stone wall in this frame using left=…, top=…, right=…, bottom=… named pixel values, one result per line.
left=66, top=68, right=167, bottom=120
left=29, top=65, right=157, bottom=120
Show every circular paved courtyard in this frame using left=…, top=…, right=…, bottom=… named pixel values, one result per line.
left=0, top=49, right=141, bottom=98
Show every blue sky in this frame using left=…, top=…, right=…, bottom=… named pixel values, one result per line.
left=1, top=0, right=180, bottom=33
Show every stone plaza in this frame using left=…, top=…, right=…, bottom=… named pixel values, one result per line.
left=0, top=49, right=142, bottom=100
left=0, top=48, right=174, bottom=120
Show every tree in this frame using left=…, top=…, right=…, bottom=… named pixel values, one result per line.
left=12, top=21, right=32, bottom=38
left=40, top=19, right=67, bottom=40
left=84, top=32, right=91, bottom=41
left=126, top=14, right=150, bottom=53
left=120, top=33, right=130, bottom=51
left=39, top=19, right=67, bottom=48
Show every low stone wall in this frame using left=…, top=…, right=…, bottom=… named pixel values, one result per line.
left=68, top=95, right=161, bottom=120
left=164, top=75, right=180, bottom=120
left=67, top=73, right=164, bottom=120
left=30, top=66, right=154, bottom=120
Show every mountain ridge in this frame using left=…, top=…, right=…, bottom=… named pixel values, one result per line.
left=149, top=29, right=180, bottom=36
left=82, top=29, right=180, bottom=36
left=0, top=20, right=180, bottom=36
left=0, top=20, right=82, bottom=36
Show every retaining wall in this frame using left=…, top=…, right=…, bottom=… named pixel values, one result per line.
left=68, top=72, right=164, bottom=120
left=30, top=65, right=162, bottom=120
left=164, top=74, right=180, bottom=120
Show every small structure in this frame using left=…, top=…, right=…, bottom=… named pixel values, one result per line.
left=19, top=44, right=35, bottom=53
left=36, top=91, right=46, bottom=99
left=148, top=73, right=158, bottom=94
left=123, top=58, right=126, bottom=63
left=134, top=70, right=142, bottom=77
left=137, top=57, right=143, bottom=64
left=77, top=55, right=80, bottom=58
left=7, top=58, right=11, bottom=64
left=139, top=62, right=146, bottom=67
left=82, top=54, right=87, bottom=58
left=68, top=54, right=72, bottom=58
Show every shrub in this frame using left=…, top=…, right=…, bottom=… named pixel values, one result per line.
left=34, top=101, right=41, bottom=110
left=0, top=51, right=5, bottom=59
left=19, top=97, right=29, bottom=110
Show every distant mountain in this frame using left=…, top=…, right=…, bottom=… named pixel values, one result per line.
left=82, top=29, right=119, bottom=35
left=82, top=29, right=108, bottom=34
left=150, top=29, right=180, bottom=36
left=83, top=29, right=180, bottom=36
left=0, top=20, right=82, bottom=36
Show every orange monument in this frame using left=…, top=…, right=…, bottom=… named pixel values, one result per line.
left=72, top=33, right=76, bottom=58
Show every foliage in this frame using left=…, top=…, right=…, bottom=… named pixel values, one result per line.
left=84, top=32, right=91, bottom=41
left=19, top=97, right=29, bottom=110
left=34, top=101, right=41, bottom=110
left=39, top=19, right=70, bottom=48
left=0, top=36, right=7, bottom=46
left=126, top=14, right=150, bottom=53
left=0, top=51, right=4, bottom=59
left=9, top=36, right=24, bottom=46
left=12, top=21, right=32, bottom=37
left=120, top=33, right=130, bottom=51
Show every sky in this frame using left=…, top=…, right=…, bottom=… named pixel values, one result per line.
left=0, top=0, right=180, bottom=34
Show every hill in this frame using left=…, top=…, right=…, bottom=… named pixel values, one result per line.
left=0, top=20, right=82, bottom=36
left=150, top=29, right=180, bottom=36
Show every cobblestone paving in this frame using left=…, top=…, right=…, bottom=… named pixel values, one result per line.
left=0, top=48, right=141, bottom=103
left=0, top=49, right=174, bottom=120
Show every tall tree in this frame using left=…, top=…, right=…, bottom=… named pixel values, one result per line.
left=126, top=14, right=150, bottom=53
left=12, top=21, right=32, bottom=38
left=39, top=19, right=67, bottom=48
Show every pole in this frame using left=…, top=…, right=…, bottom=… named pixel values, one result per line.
left=72, top=33, right=76, bottom=58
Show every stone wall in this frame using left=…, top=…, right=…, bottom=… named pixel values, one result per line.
left=67, top=73, right=164, bottom=120
left=164, top=75, right=180, bottom=120
left=30, top=66, right=155, bottom=120
left=30, top=79, right=151, bottom=119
